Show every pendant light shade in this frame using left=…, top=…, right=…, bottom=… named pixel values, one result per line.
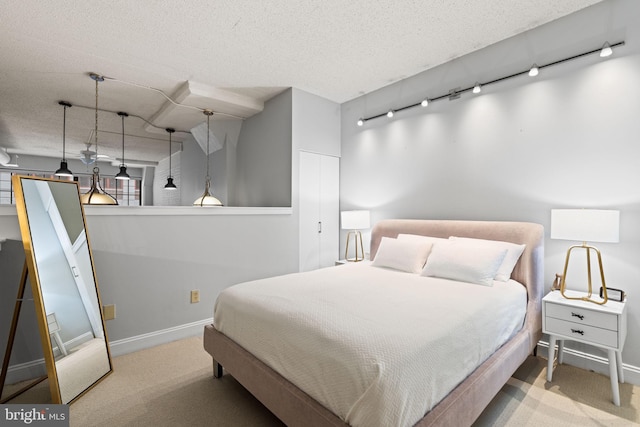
left=164, top=128, right=177, bottom=190
left=55, top=101, right=73, bottom=177
left=115, top=111, right=130, bottom=180
left=82, top=73, right=117, bottom=205
left=193, top=110, right=222, bottom=206
left=81, top=167, right=119, bottom=205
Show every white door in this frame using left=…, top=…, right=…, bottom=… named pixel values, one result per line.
left=299, top=151, right=339, bottom=272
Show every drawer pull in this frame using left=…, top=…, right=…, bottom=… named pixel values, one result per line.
left=571, top=312, right=584, bottom=320
left=571, top=329, right=584, bottom=335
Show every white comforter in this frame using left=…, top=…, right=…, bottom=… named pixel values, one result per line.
left=214, top=262, right=527, bottom=427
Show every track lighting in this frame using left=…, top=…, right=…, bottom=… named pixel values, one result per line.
left=356, top=40, right=624, bottom=127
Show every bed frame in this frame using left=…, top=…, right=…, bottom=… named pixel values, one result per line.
left=203, top=219, right=544, bottom=426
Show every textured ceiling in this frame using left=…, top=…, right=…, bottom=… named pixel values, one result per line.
left=0, top=0, right=603, bottom=165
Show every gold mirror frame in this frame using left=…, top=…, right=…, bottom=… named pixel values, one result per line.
left=5, top=175, right=112, bottom=404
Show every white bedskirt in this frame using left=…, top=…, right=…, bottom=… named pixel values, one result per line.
left=214, top=262, right=526, bottom=427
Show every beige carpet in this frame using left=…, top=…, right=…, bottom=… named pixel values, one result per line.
left=7, top=336, right=640, bottom=426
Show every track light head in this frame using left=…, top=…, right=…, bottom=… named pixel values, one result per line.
left=387, top=110, right=394, bottom=118
left=472, top=83, right=482, bottom=94
left=421, top=98, right=429, bottom=107
left=529, top=64, right=539, bottom=77
left=600, top=42, right=613, bottom=58
left=357, top=118, right=364, bottom=126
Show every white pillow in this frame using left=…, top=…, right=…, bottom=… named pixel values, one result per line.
left=372, top=237, right=434, bottom=274
left=450, top=237, right=526, bottom=281
left=420, top=240, right=508, bottom=286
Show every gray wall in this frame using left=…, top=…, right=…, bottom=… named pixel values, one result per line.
left=84, top=210, right=299, bottom=344
left=233, top=89, right=293, bottom=207
left=340, top=0, right=640, bottom=371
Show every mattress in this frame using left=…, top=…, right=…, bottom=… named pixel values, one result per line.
left=214, top=261, right=527, bottom=427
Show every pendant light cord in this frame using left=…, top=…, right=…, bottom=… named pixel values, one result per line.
left=204, top=110, right=213, bottom=181
left=167, top=128, right=174, bottom=177
left=95, top=77, right=99, bottom=159
left=118, top=111, right=129, bottom=166
left=62, top=104, right=68, bottom=161
left=121, top=114, right=125, bottom=164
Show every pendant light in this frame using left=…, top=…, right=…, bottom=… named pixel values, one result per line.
left=115, top=111, right=130, bottom=180
left=80, top=73, right=118, bottom=205
left=54, top=101, right=73, bottom=177
left=193, top=110, right=222, bottom=206
left=164, top=127, right=177, bottom=190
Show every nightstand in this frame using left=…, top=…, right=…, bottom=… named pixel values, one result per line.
left=543, top=290, right=627, bottom=406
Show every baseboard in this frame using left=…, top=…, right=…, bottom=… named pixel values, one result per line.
left=538, top=339, right=640, bottom=386
left=4, top=358, right=47, bottom=384
left=3, top=319, right=213, bottom=385
left=6, top=331, right=97, bottom=384
left=108, top=317, right=213, bottom=357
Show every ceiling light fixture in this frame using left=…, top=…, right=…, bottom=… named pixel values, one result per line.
left=600, top=42, right=613, bottom=58
left=356, top=40, right=624, bottom=127
left=193, top=110, right=222, bottom=206
left=115, top=112, right=130, bottom=180
left=421, top=98, right=429, bottom=107
left=54, top=101, right=73, bottom=178
left=81, top=73, right=118, bottom=205
left=0, top=149, right=18, bottom=168
left=164, top=128, right=177, bottom=190
left=528, top=64, right=539, bottom=77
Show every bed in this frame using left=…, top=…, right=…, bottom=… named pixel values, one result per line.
left=203, top=219, right=544, bottom=426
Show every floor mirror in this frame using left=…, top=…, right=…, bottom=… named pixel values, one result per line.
left=2, top=175, right=112, bottom=404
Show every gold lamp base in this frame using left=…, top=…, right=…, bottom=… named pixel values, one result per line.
left=345, top=230, right=364, bottom=262
left=559, top=243, right=608, bottom=305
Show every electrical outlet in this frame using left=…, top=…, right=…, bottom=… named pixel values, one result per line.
left=103, top=304, right=116, bottom=320
left=190, top=290, right=200, bottom=304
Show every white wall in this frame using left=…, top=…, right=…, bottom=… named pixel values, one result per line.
left=340, top=0, right=640, bottom=379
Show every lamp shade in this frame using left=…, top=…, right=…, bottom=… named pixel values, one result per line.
left=341, top=210, right=370, bottom=230
left=550, top=209, right=619, bottom=243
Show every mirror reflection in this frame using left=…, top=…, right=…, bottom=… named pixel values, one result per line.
left=13, top=177, right=112, bottom=404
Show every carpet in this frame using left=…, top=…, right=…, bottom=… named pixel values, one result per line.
left=6, top=336, right=639, bottom=426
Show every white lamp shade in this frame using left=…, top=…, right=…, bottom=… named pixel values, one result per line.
left=341, top=210, right=370, bottom=230
left=551, top=209, right=619, bottom=243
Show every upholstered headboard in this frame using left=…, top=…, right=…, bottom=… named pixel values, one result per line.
left=370, top=219, right=545, bottom=348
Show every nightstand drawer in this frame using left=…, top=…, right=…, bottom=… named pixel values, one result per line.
left=546, top=302, right=618, bottom=331
left=545, top=317, right=618, bottom=348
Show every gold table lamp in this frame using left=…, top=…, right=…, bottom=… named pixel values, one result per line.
left=341, top=210, right=370, bottom=262
left=551, top=209, right=620, bottom=305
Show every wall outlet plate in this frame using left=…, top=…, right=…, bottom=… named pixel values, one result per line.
left=103, top=304, right=116, bottom=320
left=190, top=290, right=200, bottom=304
